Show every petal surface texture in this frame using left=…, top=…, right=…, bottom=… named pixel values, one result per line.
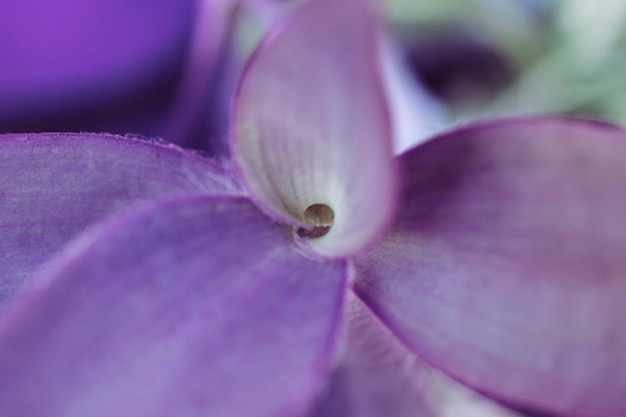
left=233, top=0, right=397, bottom=257
left=307, top=293, right=429, bottom=417
left=354, top=118, right=626, bottom=416
left=0, top=133, right=241, bottom=305
left=0, top=196, right=346, bottom=417
left=0, top=0, right=192, bottom=128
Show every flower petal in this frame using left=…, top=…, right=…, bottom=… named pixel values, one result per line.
left=379, top=35, right=447, bottom=155
left=419, top=367, right=528, bottom=417
left=0, top=196, right=346, bottom=417
left=233, top=0, right=397, bottom=257
left=307, top=291, right=429, bottom=417
left=0, top=0, right=192, bottom=133
left=354, top=117, right=626, bottom=416
left=162, top=0, right=238, bottom=149
left=0, top=133, right=241, bottom=306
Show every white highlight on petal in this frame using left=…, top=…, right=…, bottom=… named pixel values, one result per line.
left=420, top=369, right=525, bottom=417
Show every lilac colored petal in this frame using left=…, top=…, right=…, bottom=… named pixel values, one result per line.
left=233, top=0, right=397, bottom=257
left=379, top=35, right=447, bottom=155
left=354, top=117, right=626, bottom=416
left=162, top=0, right=237, bottom=148
left=0, top=196, right=346, bottom=417
left=307, top=292, right=430, bottom=417
left=0, top=132, right=242, bottom=306
left=0, top=0, right=192, bottom=129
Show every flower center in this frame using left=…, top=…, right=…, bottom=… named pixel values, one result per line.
left=297, top=203, right=335, bottom=238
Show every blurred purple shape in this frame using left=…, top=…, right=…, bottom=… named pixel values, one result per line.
left=404, top=28, right=513, bottom=105
left=0, top=0, right=194, bottom=133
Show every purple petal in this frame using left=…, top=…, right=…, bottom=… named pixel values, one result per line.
left=162, top=0, right=238, bottom=148
left=0, top=196, right=346, bottom=417
left=379, top=35, right=447, bottom=155
left=307, top=292, right=429, bottom=417
left=354, top=117, right=626, bottom=416
left=0, top=0, right=192, bottom=132
left=0, top=132, right=241, bottom=306
left=232, top=0, right=397, bottom=257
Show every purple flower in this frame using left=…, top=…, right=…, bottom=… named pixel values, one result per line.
left=1, top=0, right=625, bottom=416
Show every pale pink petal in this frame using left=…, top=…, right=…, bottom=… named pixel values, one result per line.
left=233, top=0, right=397, bottom=257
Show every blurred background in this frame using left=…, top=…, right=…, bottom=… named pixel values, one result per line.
left=0, top=0, right=234, bottom=150
left=3, top=0, right=626, bottom=152
left=385, top=0, right=626, bottom=125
